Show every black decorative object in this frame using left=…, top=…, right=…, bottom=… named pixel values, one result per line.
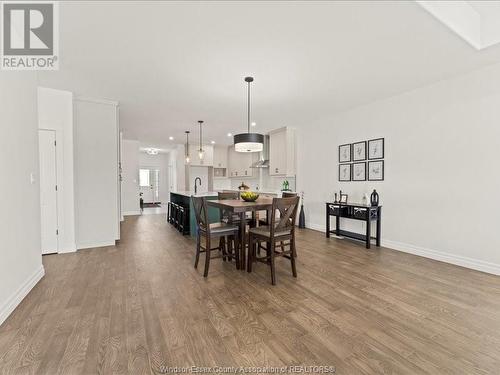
left=370, top=189, right=379, bottom=207
left=234, top=76, right=264, bottom=152
left=334, top=193, right=338, bottom=203
left=298, top=191, right=306, bottom=228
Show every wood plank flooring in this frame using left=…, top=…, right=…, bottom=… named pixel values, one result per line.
left=1, top=214, right=500, bottom=374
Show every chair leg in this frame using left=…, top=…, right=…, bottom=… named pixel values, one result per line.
left=270, top=242, right=277, bottom=285
left=220, top=237, right=226, bottom=261
left=203, top=237, right=211, bottom=277
left=290, top=237, right=297, bottom=278
left=194, top=232, right=201, bottom=269
left=234, top=234, right=240, bottom=270
left=247, top=235, right=253, bottom=273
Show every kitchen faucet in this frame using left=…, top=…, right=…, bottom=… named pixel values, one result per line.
left=194, top=177, right=202, bottom=194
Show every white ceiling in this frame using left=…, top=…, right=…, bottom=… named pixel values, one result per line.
left=38, top=1, right=500, bottom=148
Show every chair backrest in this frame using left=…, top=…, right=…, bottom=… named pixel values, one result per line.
left=218, top=191, right=240, bottom=200
left=217, top=191, right=240, bottom=222
left=281, top=192, right=297, bottom=198
left=270, top=196, right=300, bottom=237
left=191, top=195, right=209, bottom=233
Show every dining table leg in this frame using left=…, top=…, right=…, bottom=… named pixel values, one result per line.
left=239, top=211, right=246, bottom=270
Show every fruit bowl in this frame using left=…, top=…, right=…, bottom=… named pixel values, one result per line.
left=240, top=191, right=259, bottom=202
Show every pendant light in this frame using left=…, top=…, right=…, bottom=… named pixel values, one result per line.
left=198, top=120, right=204, bottom=160
left=234, top=76, right=264, bottom=152
left=185, top=131, right=190, bottom=163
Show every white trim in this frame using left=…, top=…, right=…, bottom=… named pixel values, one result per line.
left=382, top=239, right=500, bottom=276
left=58, top=243, right=77, bottom=253
left=75, top=96, right=119, bottom=107
left=123, top=210, right=141, bottom=216
left=77, top=240, right=116, bottom=250
left=305, top=222, right=500, bottom=276
left=0, top=265, right=45, bottom=326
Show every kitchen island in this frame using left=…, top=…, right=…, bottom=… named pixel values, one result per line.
left=169, top=191, right=221, bottom=236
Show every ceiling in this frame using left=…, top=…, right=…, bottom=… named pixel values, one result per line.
left=38, top=1, right=500, bottom=149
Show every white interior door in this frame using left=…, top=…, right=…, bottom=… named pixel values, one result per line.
left=39, top=130, right=58, bottom=254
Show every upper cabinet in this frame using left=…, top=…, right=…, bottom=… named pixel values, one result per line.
left=269, top=127, right=296, bottom=176
left=187, top=145, right=214, bottom=166
left=213, top=145, right=228, bottom=168
left=228, top=146, right=257, bottom=178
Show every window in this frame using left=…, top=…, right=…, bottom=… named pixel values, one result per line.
left=139, top=169, right=150, bottom=187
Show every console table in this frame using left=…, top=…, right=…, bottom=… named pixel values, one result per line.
left=325, top=202, right=382, bottom=249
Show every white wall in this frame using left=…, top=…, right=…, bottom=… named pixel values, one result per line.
left=297, top=62, right=500, bottom=275
left=0, top=72, right=44, bottom=325
left=74, top=98, right=120, bottom=249
left=139, top=152, right=170, bottom=203
left=121, top=140, right=140, bottom=215
left=37, top=87, right=76, bottom=252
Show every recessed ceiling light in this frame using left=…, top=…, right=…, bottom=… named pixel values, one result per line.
left=251, top=122, right=256, bottom=127
left=169, top=136, right=174, bottom=140
left=211, top=140, right=215, bottom=144
left=227, top=133, right=232, bottom=137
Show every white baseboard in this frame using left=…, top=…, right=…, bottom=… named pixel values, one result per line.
left=123, top=210, right=141, bottom=216
left=77, top=240, right=116, bottom=250
left=305, top=222, right=500, bottom=276
left=58, top=243, right=77, bottom=253
left=0, top=264, right=45, bottom=326
left=382, top=239, right=500, bottom=276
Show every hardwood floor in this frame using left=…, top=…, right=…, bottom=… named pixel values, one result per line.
left=1, top=214, right=500, bottom=374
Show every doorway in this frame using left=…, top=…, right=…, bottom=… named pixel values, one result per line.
left=38, top=129, right=59, bottom=254
left=139, top=168, right=160, bottom=204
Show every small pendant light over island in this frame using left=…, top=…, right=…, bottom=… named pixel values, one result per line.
left=198, top=120, right=204, bottom=160
left=185, top=130, right=190, bottom=163
left=234, top=76, right=264, bottom=152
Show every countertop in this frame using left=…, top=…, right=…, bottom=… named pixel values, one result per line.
left=171, top=190, right=297, bottom=198
left=170, top=191, right=220, bottom=197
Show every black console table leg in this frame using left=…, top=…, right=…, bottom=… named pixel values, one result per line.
left=326, top=210, right=330, bottom=238
left=366, top=218, right=371, bottom=249
left=376, top=207, right=381, bottom=247
left=335, top=215, right=340, bottom=237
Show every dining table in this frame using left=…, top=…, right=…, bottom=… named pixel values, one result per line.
left=207, top=197, right=273, bottom=270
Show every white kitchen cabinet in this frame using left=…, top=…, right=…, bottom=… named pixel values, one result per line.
left=187, top=145, right=213, bottom=166
left=269, top=127, right=296, bottom=176
left=228, top=146, right=256, bottom=178
left=213, top=145, right=228, bottom=168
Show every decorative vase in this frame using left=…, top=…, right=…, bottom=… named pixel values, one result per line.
left=370, top=189, right=379, bottom=206
left=299, top=205, right=305, bottom=228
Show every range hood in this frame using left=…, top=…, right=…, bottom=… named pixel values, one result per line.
left=250, top=135, right=270, bottom=168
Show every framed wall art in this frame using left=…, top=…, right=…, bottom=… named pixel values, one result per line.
left=368, top=138, right=384, bottom=160
left=352, top=162, right=366, bottom=181
left=339, top=164, right=351, bottom=181
left=339, top=144, right=351, bottom=163
left=352, top=141, right=366, bottom=161
left=368, top=160, right=384, bottom=181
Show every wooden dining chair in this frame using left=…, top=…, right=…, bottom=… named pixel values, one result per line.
left=192, top=196, right=240, bottom=277
left=218, top=191, right=241, bottom=223
left=247, top=196, right=300, bottom=285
